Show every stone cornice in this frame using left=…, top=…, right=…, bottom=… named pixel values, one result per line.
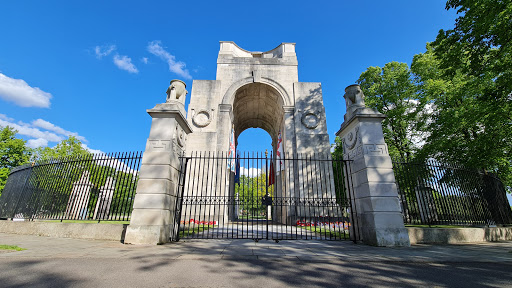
left=336, top=108, right=386, bottom=136
left=147, top=103, right=193, bottom=134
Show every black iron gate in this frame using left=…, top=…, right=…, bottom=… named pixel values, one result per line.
left=172, top=152, right=357, bottom=242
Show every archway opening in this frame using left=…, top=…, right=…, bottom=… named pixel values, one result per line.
left=232, top=82, right=285, bottom=154
left=236, top=128, right=272, bottom=154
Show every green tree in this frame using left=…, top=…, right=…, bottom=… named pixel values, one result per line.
left=355, top=39, right=512, bottom=193
left=434, top=0, right=512, bottom=98
left=357, top=62, right=427, bottom=159
left=428, top=0, right=512, bottom=192
left=0, top=126, right=31, bottom=168
left=235, top=173, right=273, bottom=217
left=0, top=126, right=31, bottom=195
left=331, top=136, right=343, bottom=160
left=34, top=136, right=91, bottom=160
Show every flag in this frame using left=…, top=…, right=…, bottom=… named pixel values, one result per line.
left=227, top=125, right=236, bottom=172
left=234, top=155, right=240, bottom=184
left=276, top=130, right=284, bottom=173
left=268, top=161, right=275, bottom=186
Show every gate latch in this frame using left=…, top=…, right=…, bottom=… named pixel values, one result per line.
left=262, top=195, right=272, bottom=206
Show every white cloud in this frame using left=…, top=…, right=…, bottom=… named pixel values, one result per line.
left=0, top=114, right=89, bottom=147
left=0, top=118, right=63, bottom=142
left=27, top=138, right=49, bottom=148
left=81, top=143, right=104, bottom=155
left=95, top=45, right=116, bottom=59
left=0, top=73, right=52, bottom=108
left=32, top=119, right=86, bottom=142
left=141, top=57, right=148, bottom=64
left=240, top=167, right=261, bottom=177
left=147, top=41, right=192, bottom=79
left=0, top=114, right=14, bottom=122
left=113, top=54, right=139, bottom=73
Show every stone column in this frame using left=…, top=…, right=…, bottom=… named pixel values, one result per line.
left=282, top=106, right=297, bottom=223
left=93, top=177, right=115, bottom=220
left=216, top=104, right=232, bottom=152
left=336, top=84, right=410, bottom=247
left=124, top=80, right=192, bottom=245
left=65, top=171, right=93, bottom=220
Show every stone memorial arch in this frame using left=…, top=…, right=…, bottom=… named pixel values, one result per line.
left=124, top=42, right=338, bottom=245
left=186, top=41, right=332, bottom=156
left=125, top=41, right=408, bottom=246
left=184, top=42, right=336, bottom=225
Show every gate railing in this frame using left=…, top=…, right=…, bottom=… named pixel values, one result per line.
left=393, top=159, right=512, bottom=226
left=172, top=151, right=357, bottom=241
left=0, top=152, right=142, bottom=222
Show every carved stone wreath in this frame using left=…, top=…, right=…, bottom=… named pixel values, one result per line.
left=301, top=112, right=320, bottom=129
left=176, top=127, right=186, bottom=148
left=192, top=109, right=212, bottom=127
left=343, top=127, right=360, bottom=151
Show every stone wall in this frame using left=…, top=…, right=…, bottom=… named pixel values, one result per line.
left=0, top=221, right=127, bottom=242
left=407, top=227, right=512, bottom=244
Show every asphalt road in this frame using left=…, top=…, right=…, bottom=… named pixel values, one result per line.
left=1, top=258, right=512, bottom=287
left=1, top=233, right=512, bottom=287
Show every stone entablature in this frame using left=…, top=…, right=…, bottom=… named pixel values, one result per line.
left=218, top=41, right=297, bottom=62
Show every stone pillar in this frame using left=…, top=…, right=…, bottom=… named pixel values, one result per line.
left=336, top=84, right=410, bottom=247
left=216, top=104, right=232, bottom=152
left=65, top=171, right=93, bottom=220
left=282, top=106, right=297, bottom=223
left=93, top=177, right=115, bottom=220
left=124, top=80, right=192, bottom=245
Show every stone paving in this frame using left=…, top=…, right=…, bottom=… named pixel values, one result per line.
left=1, top=232, right=512, bottom=263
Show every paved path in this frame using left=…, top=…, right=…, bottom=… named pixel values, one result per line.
left=1, top=233, right=512, bottom=287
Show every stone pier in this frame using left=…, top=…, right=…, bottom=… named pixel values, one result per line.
left=336, top=84, right=410, bottom=247
left=124, top=80, right=192, bottom=245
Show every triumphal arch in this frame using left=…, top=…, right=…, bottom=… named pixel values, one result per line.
left=175, top=42, right=340, bottom=239
left=125, top=42, right=345, bottom=244
left=186, top=41, right=331, bottom=155
left=125, top=41, right=409, bottom=246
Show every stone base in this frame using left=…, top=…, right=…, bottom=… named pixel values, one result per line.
left=362, top=227, right=411, bottom=247
left=0, top=220, right=126, bottom=242
left=408, top=227, right=512, bottom=244
left=124, top=224, right=170, bottom=245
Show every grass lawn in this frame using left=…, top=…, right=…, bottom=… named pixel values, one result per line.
left=179, top=225, right=214, bottom=238
left=301, top=226, right=350, bottom=239
left=0, top=245, right=26, bottom=251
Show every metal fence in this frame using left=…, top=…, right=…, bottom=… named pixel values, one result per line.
left=0, top=152, right=142, bottom=222
left=173, top=152, right=358, bottom=241
left=393, top=159, right=512, bottom=226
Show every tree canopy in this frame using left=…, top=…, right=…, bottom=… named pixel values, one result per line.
left=433, top=0, right=512, bottom=98
left=357, top=61, right=428, bottom=159
left=428, top=0, right=512, bottom=191
left=348, top=1, right=512, bottom=192
left=0, top=126, right=31, bottom=195
left=33, top=136, right=91, bottom=160
left=0, top=126, right=31, bottom=168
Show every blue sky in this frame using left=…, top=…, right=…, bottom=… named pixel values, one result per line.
left=0, top=0, right=461, bottom=154
left=1, top=1, right=510, bottom=206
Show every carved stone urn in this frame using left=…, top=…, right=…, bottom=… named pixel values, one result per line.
left=166, top=79, right=188, bottom=105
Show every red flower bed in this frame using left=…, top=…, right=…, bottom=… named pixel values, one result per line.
left=180, top=219, right=217, bottom=225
